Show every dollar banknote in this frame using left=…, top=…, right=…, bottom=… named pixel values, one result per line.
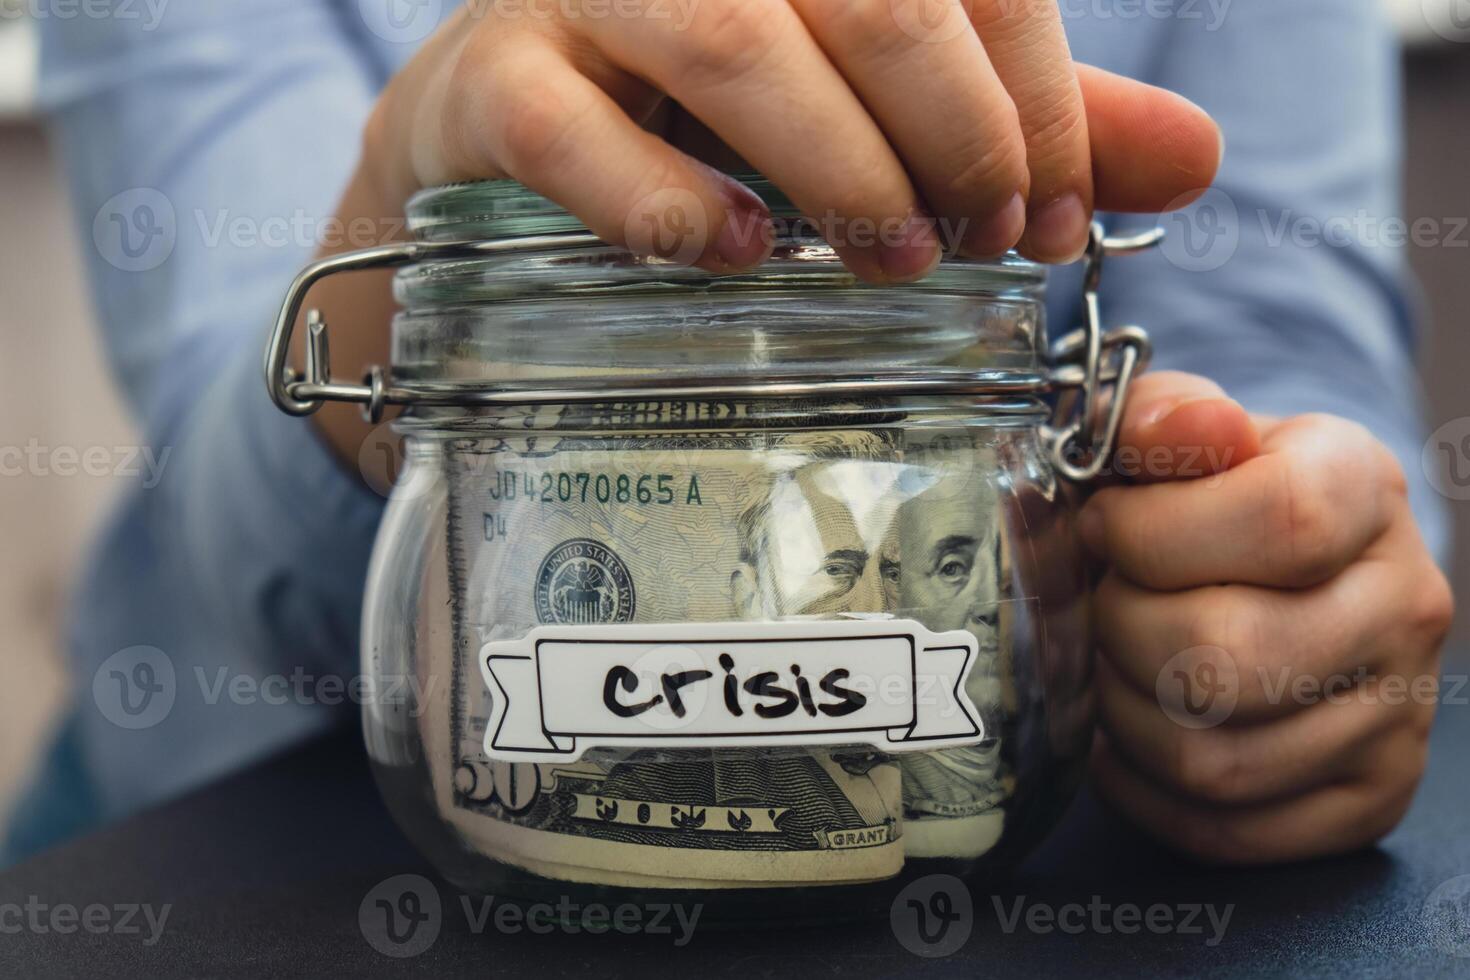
left=422, top=409, right=1014, bottom=887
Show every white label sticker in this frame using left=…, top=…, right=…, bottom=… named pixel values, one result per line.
left=480, top=619, right=983, bottom=762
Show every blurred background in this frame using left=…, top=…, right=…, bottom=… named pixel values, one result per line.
left=1, top=2, right=1468, bottom=815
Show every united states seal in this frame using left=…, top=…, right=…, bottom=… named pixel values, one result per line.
left=534, top=538, right=636, bottom=624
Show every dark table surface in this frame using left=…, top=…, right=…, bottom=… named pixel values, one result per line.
left=3, top=700, right=1468, bottom=979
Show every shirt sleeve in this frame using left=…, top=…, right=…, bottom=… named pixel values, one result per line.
left=37, top=0, right=415, bottom=816
left=1056, top=0, right=1450, bottom=563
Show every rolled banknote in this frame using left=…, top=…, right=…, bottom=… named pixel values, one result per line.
left=420, top=413, right=1013, bottom=888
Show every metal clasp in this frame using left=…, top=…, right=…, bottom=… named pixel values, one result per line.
left=1046, top=223, right=1163, bottom=482
left=264, top=233, right=603, bottom=422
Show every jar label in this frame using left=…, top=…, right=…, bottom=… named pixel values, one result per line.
left=480, top=618, right=983, bottom=762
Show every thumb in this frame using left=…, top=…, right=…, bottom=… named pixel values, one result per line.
left=1112, top=371, right=1261, bottom=483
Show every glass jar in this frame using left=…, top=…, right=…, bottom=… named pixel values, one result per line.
left=266, top=179, right=1159, bottom=923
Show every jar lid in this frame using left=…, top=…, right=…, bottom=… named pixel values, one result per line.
left=389, top=178, right=1051, bottom=397
left=402, top=177, right=1045, bottom=292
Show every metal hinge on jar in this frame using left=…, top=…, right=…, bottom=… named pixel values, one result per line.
left=1045, top=223, right=1163, bottom=482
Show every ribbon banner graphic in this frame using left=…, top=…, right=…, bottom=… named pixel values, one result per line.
left=480, top=619, right=984, bottom=762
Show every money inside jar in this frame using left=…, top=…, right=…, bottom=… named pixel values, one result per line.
left=429, top=422, right=1015, bottom=888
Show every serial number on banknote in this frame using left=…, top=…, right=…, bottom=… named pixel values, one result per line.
left=487, top=470, right=706, bottom=507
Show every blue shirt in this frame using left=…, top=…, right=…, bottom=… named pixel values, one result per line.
left=29, top=0, right=1447, bottom=836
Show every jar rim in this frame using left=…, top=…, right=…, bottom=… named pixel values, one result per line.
left=405, top=177, right=1045, bottom=281
left=389, top=179, right=1051, bottom=406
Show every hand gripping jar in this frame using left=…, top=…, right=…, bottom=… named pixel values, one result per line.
left=266, top=179, right=1160, bottom=923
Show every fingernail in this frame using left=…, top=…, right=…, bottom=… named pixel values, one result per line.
left=1025, top=193, right=1090, bottom=265
left=877, top=213, right=942, bottom=283
left=959, top=192, right=1026, bottom=259
left=1137, top=394, right=1230, bottom=429
left=713, top=205, right=773, bottom=270
left=1136, top=397, right=1188, bottom=430
left=1078, top=505, right=1105, bottom=559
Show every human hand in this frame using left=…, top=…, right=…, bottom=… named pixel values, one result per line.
left=360, top=0, right=1222, bottom=278
left=1083, top=371, right=1454, bottom=863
